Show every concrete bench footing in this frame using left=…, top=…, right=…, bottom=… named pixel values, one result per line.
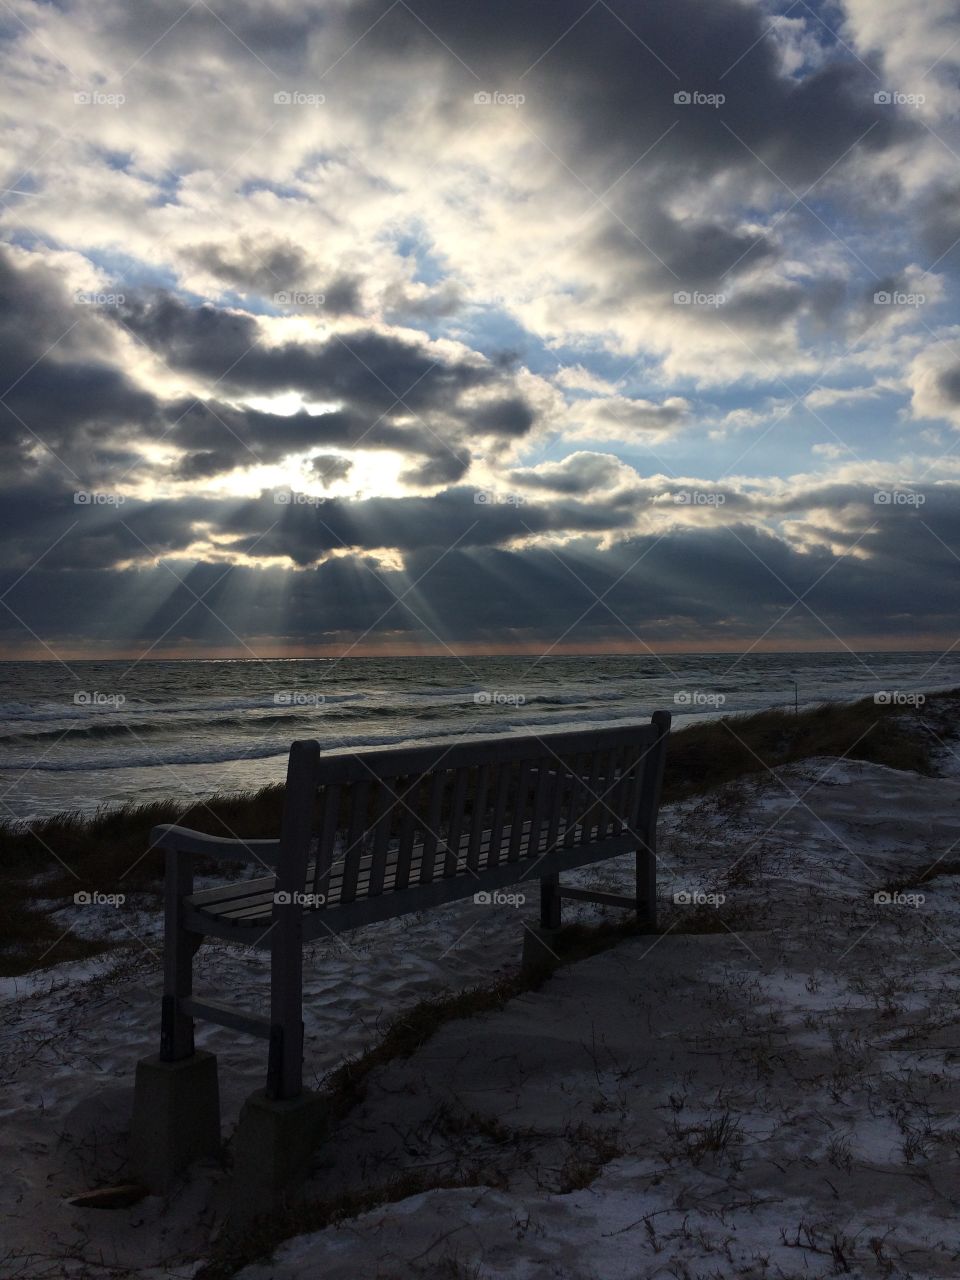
left=522, top=924, right=563, bottom=978
left=229, top=1088, right=331, bottom=1226
left=130, top=1051, right=221, bottom=1192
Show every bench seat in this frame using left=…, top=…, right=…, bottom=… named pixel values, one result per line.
left=183, top=816, right=646, bottom=941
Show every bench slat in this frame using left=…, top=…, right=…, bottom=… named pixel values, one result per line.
left=443, top=766, right=470, bottom=877
left=624, top=745, right=648, bottom=840
left=487, top=761, right=512, bottom=869
left=466, top=763, right=489, bottom=872
left=339, top=779, right=369, bottom=905
left=526, top=759, right=552, bottom=857
left=581, top=750, right=604, bottom=844
left=312, top=783, right=340, bottom=898
left=367, top=780, right=394, bottom=898
left=187, top=812, right=612, bottom=925
left=394, top=772, right=420, bottom=890
left=562, top=753, right=587, bottom=848
left=507, top=761, right=532, bottom=863
left=418, top=768, right=446, bottom=885
left=543, top=763, right=565, bottom=856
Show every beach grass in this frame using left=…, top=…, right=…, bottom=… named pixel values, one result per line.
left=0, top=690, right=949, bottom=977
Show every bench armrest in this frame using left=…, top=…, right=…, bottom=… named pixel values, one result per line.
left=150, top=824, right=281, bottom=866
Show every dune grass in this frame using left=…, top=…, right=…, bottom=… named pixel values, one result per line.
left=0, top=690, right=948, bottom=977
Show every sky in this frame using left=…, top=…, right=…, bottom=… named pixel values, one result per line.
left=1, top=0, right=960, bottom=660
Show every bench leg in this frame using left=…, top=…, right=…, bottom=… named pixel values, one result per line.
left=636, top=842, right=656, bottom=929
left=267, top=911, right=304, bottom=1100
left=540, top=873, right=562, bottom=930
left=161, top=849, right=199, bottom=1061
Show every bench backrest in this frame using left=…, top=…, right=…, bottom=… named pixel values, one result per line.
left=275, top=713, right=670, bottom=908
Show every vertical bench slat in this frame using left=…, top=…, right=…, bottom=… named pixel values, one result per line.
left=367, top=780, right=394, bottom=897
left=339, top=779, right=369, bottom=905
left=543, top=758, right=566, bottom=855
left=607, top=744, right=632, bottom=836
left=444, top=766, right=471, bottom=876
left=562, top=753, right=587, bottom=847
left=418, top=768, right=447, bottom=885
left=525, top=758, right=553, bottom=858
left=596, top=745, right=623, bottom=839
left=563, top=752, right=593, bottom=844
left=466, top=763, right=490, bottom=871
left=312, top=783, right=340, bottom=899
left=487, top=761, right=512, bottom=867
left=580, top=749, right=604, bottom=844
left=507, top=761, right=532, bottom=862
left=624, top=746, right=648, bottom=839
left=394, top=773, right=420, bottom=890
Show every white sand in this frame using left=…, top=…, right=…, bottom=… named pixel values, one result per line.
left=4, top=756, right=960, bottom=1277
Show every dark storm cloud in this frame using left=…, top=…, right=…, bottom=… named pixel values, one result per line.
left=120, top=294, right=537, bottom=440
left=382, top=280, right=464, bottom=322
left=335, top=0, right=906, bottom=186
left=399, top=449, right=472, bottom=487
left=463, top=398, right=536, bottom=438
left=590, top=216, right=775, bottom=302
left=936, top=363, right=960, bottom=406
left=0, top=478, right=217, bottom=572
left=3, top=496, right=959, bottom=650
left=0, top=248, right=161, bottom=481
left=180, top=235, right=311, bottom=295
left=310, top=453, right=354, bottom=485
left=511, top=453, right=625, bottom=495
left=214, top=485, right=638, bottom=565
left=183, top=236, right=362, bottom=315
left=920, top=183, right=960, bottom=273
left=163, top=398, right=439, bottom=478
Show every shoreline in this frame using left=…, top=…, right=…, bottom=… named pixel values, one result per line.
left=2, top=677, right=955, bottom=829
left=1, top=688, right=957, bottom=979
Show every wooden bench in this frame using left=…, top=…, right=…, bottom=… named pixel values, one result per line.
left=150, top=713, right=671, bottom=1100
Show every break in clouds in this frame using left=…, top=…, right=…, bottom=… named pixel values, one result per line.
left=1, top=0, right=960, bottom=653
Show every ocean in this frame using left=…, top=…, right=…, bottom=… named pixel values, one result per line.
left=0, top=651, right=954, bottom=822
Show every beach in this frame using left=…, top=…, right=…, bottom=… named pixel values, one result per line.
left=2, top=691, right=959, bottom=1277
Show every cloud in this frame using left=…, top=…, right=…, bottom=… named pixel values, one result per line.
left=510, top=452, right=635, bottom=495
left=310, top=453, right=354, bottom=485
